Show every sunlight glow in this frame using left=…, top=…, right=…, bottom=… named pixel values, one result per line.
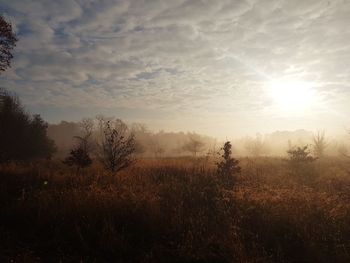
left=267, top=80, right=317, bottom=112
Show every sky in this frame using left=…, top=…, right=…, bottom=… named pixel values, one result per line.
left=0, top=0, right=349, bottom=138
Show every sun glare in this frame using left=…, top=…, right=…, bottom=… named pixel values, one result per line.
left=267, top=80, right=317, bottom=112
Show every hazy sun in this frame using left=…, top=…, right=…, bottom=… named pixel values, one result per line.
left=267, top=80, right=317, bottom=112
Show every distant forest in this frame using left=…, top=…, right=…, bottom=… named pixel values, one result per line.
left=48, top=121, right=348, bottom=158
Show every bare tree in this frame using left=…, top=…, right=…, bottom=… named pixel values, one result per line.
left=97, top=118, right=136, bottom=174
left=78, top=118, right=94, bottom=152
left=0, top=15, right=17, bottom=73
left=182, top=134, right=206, bottom=157
left=313, top=130, right=328, bottom=158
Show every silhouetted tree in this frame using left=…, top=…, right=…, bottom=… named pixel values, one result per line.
left=216, top=141, right=241, bottom=188
left=312, top=130, right=328, bottom=158
left=63, top=148, right=92, bottom=171
left=0, top=88, right=56, bottom=163
left=63, top=118, right=94, bottom=172
left=183, top=134, right=206, bottom=157
left=0, top=15, right=17, bottom=73
left=97, top=118, right=136, bottom=174
left=77, top=118, right=95, bottom=154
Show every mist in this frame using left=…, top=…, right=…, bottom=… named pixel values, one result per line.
left=1, top=1, right=350, bottom=262
left=47, top=119, right=350, bottom=158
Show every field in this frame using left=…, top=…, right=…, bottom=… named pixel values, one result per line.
left=1, top=157, right=350, bottom=262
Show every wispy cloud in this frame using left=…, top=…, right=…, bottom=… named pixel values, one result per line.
left=0, top=0, right=349, bottom=137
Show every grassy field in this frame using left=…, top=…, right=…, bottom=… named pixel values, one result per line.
left=1, top=157, right=350, bottom=262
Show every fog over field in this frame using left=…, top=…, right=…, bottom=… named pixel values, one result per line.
left=1, top=1, right=350, bottom=262
left=48, top=120, right=350, bottom=158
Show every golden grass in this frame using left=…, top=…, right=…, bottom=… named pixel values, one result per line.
left=0, top=157, right=349, bottom=262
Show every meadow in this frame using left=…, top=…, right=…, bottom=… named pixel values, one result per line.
left=2, top=2, right=350, bottom=262
left=1, top=156, right=350, bottom=262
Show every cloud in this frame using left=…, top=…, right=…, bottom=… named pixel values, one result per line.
left=0, top=0, right=349, bottom=136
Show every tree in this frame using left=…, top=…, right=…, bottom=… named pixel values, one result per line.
left=77, top=118, right=95, bottom=154
left=97, top=118, right=136, bottom=174
left=63, top=118, right=94, bottom=172
left=0, top=15, right=17, bottom=73
left=216, top=141, right=241, bottom=188
left=0, top=88, right=56, bottom=163
left=313, top=130, right=328, bottom=158
left=63, top=148, right=92, bottom=173
left=183, top=134, right=206, bottom=157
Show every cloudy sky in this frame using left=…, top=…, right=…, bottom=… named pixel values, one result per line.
left=0, top=0, right=349, bottom=138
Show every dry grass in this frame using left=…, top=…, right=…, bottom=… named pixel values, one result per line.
left=0, top=157, right=350, bottom=262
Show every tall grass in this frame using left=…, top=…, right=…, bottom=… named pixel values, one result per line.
left=0, top=157, right=350, bottom=262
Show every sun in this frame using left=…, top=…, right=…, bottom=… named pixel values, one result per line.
left=267, top=80, right=317, bottom=112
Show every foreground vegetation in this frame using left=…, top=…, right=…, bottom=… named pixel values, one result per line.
left=1, top=157, right=350, bottom=262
